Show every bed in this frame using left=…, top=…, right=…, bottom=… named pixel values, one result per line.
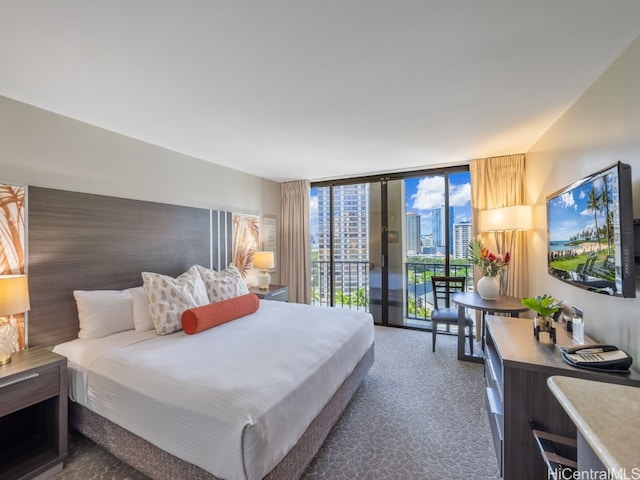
left=26, top=186, right=374, bottom=480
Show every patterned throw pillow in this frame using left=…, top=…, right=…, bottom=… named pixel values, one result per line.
left=142, top=266, right=209, bottom=335
left=196, top=264, right=250, bottom=303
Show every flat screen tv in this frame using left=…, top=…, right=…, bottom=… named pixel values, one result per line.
left=547, top=161, right=635, bottom=298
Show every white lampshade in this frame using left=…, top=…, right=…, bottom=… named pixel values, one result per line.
left=0, top=274, right=30, bottom=316
left=253, top=251, right=275, bottom=270
left=481, top=205, right=532, bottom=232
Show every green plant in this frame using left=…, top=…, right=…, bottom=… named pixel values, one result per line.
left=468, top=236, right=510, bottom=277
left=521, top=294, right=562, bottom=318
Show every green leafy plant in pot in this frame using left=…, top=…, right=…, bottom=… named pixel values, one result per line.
left=521, top=294, right=563, bottom=343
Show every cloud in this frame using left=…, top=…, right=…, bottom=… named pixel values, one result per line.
left=559, top=192, right=577, bottom=210
left=411, top=177, right=443, bottom=210
left=411, top=177, right=471, bottom=211
left=449, top=183, right=471, bottom=208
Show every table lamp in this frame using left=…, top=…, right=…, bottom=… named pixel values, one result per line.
left=0, top=274, right=30, bottom=365
left=253, top=251, right=275, bottom=290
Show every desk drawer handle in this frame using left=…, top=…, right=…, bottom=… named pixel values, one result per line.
left=0, top=372, right=40, bottom=389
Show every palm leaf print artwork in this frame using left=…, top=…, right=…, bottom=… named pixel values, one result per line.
left=0, top=184, right=26, bottom=349
left=232, top=214, right=260, bottom=278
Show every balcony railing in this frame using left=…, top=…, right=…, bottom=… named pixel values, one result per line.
left=405, top=262, right=472, bottom=321
left=311, top=260, right=370, bottom=310
left=310, top=260, right=473, bottom=320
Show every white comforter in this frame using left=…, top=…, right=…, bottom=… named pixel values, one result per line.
left=54, top=300, right=374, bottom=480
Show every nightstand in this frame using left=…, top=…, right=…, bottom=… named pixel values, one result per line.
left=0, top=347, right=68, bottom=480
left=250, top=284, right=289, bottom=302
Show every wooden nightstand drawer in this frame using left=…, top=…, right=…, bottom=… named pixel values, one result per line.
left=0, top=348, right=68, bottom=480
left=0, top=366, right=60, bottom=417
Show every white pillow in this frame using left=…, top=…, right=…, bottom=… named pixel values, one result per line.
left=130, top=286, right=155, bottom=332
left=142, top=266, right=209, bottom=335
left=196, top=264, right=250, bottom=303
left=74, top=289, right=135, bottom=340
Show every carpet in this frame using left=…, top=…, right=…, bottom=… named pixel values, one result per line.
left=54, top=326, right=500, bottom=480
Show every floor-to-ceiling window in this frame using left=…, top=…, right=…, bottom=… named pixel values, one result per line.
left=310, top=167, right=471, bottom=329
left=311, top=183, right=370, bottom=310
left=403, top=171, right=473, bottom=328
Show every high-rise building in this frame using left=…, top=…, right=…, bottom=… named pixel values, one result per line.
left=315, top=184, right=370, bottom=305
left=406, top=212, right=421, bottom=255
left=431, top=206, right=454, bottom=251
left=453, top=221, right=472, bottom=259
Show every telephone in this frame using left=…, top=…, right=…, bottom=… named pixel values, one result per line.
left=560, top=344, right=633, bottom=373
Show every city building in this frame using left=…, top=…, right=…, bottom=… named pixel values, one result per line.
left=315, top=184, right=370, bottom=304
left=453, top=221, right=472, bottom=259
left=406, top=212, right=421, bottom=255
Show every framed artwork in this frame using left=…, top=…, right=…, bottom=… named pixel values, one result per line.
left=232, top=213, right=260, bottom=279
left=0, top=184, right=26, bottom=349
left=262, top=214, right=278, bottom=272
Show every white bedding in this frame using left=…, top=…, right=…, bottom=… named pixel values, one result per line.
left=54, top=300, right=374, bottom=480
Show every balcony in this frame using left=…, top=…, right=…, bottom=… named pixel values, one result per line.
left=310, top=260, right=473, bottom=323
left=311, top=260, right=370, bottom=310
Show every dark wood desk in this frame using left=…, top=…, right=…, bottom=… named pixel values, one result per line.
left=485, top=315, right=640, bottom=479
left=451, top=291, right=529, bottom=362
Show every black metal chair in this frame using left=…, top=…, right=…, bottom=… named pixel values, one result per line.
left=430, top=276, right=474, bottom=354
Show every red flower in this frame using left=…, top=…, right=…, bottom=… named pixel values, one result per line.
left=469, top=237, right=511, bottom=277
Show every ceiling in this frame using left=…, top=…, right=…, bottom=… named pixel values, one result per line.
left=2, top=1, right=640, bottom=183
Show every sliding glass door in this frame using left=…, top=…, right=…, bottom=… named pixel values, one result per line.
left=403, top=172, right=473, bottom=328
left=310, top=168, right=471, bottom=328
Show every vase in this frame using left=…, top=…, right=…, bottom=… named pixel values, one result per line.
left=477, top=275, right=499, bottom=300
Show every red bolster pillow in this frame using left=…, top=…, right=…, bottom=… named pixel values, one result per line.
left=181, top=293, right=260, bottom=334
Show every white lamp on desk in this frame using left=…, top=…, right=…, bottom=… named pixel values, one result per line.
left=253, top=252, right=275, bottom=290
left=0, top=274, right=30, bottom=365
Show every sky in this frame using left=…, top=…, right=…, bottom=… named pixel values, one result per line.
left=547, top=170, right=614, bottom=243
left=310, top=171, right=472, bottom=238
left=405, top=172, right=472, bottom=235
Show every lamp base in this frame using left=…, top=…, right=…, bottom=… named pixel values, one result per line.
left=0, top=321, right=18, bottom=366
left=258, top=270, right=271, bottom=290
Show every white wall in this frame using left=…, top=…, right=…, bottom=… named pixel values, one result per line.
left=526, top=36, right=640, bottom=366
left=0, top=95, right=282, bottom=280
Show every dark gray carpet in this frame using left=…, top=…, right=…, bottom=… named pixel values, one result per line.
left=54, top=326, right=500, bottom=480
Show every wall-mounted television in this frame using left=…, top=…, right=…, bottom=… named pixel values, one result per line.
left=547, top=161, right=635, bottom=298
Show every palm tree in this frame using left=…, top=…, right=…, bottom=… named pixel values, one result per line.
left=599, top=177, right=613, bottom=253
left=311, top=286, right=321, bottom=304
left=586, top=187, right=602, bottom=248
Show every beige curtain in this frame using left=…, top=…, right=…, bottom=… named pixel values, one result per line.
left=280, top=180, right=311, bottom=304
left=469, top=154, right=528, bottom=298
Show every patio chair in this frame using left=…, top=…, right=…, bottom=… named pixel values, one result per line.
left=430, top=276, right=474, bottom=354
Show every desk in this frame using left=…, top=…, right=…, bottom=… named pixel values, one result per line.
left=451, top=291, right=529, bottom=362
left=484, top=316, right=640, bottom=479
left=548, top=376, right=640, bottom=473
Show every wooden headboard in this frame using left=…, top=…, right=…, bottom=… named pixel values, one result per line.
left=27, top=187, right=232, bottom=347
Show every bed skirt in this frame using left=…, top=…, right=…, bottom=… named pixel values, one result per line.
left=69, top=343, right=374, bottom=480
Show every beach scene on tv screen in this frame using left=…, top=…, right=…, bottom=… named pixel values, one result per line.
left=547, top=168, right=621, bottom=295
